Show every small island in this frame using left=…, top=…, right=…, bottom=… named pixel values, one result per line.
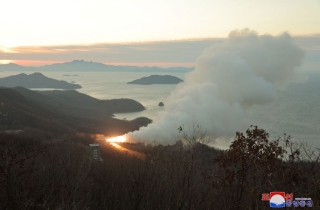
left=0, top=72, right=82, bottom=89
left=158, top=102, right=164, bottom=106
left=127, top=75, right=183, bottom=85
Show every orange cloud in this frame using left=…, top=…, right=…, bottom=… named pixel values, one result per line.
left=1, top=36, right=319, bottom=68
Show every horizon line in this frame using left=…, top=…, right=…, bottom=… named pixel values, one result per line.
left=0, top=60, right=195, bottom=68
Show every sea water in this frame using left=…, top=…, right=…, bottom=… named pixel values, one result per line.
left=0, top=71, right=319, bottom=147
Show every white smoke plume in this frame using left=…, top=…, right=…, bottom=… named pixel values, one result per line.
left=126, top=29, right=305, bottom=146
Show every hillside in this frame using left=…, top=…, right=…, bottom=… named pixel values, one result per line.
left=0, top=72, right=81, bottom=89
left=127, top=75, right=183, bottom=85
left=0, top=87, right=149, bottom=135
left=1, top=126, right=319, bottom=209
left=12, top=87, right=146, bottom=120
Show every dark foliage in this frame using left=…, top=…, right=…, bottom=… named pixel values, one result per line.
left=0, top=126, right=319, bottom=209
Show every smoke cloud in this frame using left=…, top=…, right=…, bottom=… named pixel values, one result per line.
left=126, top=29, right=305, bottom=146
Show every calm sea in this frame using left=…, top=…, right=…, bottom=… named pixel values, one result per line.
left=0, top=71, right=183, bottom=120
left=0, top=71, right=319, bottom=147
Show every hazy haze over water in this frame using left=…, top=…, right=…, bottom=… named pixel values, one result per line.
left=0, top=71, right=319, bottom=147
left=0, top=71, right=184, bottom=120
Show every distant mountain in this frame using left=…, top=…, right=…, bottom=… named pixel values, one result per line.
left=127, top=75, right=183, bottom=85
left=0, top=60, right=193, bottom=72
left=0, top=72, right=81, bottom=89
left=0, top=63, right=26, bottom=71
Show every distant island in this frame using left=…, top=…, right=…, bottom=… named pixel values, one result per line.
left=0, top=60, right=193, bottom=73
left=127, top=75, right=183, bottom=85
left=0, top=72, right=81, bottom=89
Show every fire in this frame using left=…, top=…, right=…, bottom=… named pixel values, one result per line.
left=106, top=135, right=145, bottom=159
left=109, top=141, right=145, bottom=160
left=106, top=135, right=126, bottom=143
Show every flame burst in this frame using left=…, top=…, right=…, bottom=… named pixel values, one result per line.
left=106, top=135, right=126, bottom=143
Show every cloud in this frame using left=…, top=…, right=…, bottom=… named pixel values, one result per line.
left=0, top=38, right=221, bottom=66
left=0, top=35, right=319, bottom=69
left=126, top=29, right=306, bottom=146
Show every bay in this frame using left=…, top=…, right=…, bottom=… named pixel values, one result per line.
left=0, top=71, right=319, bottom=147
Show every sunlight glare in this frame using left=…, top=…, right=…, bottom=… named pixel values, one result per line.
left=0, top=60, right=12, bottom=64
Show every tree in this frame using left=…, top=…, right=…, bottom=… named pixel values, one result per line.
left=213, top=126, right=304, bottom=209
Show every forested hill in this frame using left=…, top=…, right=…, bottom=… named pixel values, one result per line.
left=0, top=87, right=149, bottom=135
left=14, top=87, right=145, bottom=116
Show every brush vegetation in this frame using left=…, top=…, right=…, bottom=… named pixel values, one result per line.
left=0, top=125, right=319, bottom=209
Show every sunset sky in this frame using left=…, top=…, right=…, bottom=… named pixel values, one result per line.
left=1, top=0, right=320, bottom=67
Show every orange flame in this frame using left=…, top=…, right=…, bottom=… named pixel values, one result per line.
left=106, top=135, right=126, bottom=143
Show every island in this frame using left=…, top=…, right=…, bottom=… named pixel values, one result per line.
left=127, top=75, right=183, bottom=85
left=158, top=102, right=164, bottom=106
left=0, top=72, right=82, bottom=89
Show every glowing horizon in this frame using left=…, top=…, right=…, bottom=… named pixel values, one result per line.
left=0, top=60, right=66, bottom=66
left=0, top=60, right=195, bottom=68
left=1, top=34, right=319, bottom=69
left=0, top=60, right=12, bottom=65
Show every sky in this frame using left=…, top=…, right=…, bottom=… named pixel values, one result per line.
left=0, top=0, right=320, bottom=67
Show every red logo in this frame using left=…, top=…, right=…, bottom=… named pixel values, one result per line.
left=261, top=192, right=293, bottom=201
left=285, top=193, right=293, bottom=201
left=261, top=193, right=270, bottom=201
